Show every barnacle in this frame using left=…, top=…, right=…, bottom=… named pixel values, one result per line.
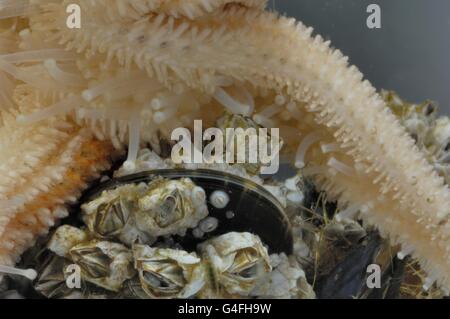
left=384, top=91, right=450, bottom=186
left=0, top=0, right=449, bottom=297
left=133, top=244, right=205, bottom=299
left=48, top=231, right=136, bottom=292
left=215, top=111, right=283, bottom=175
left=135, top=178, right=208, bottom=235
left=34, top=255, right=79, bottom=299
left=47, top=225, right=89, bottom=257
left=198, top=232, right=272, bottom=297
left=251, top=253, right=315, bottom=299
left=82, top=177, right=208, bottom=244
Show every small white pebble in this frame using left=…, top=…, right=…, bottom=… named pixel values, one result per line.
left=264, top=185, right=283, bottom=199
left=285, top=176, right=299, bottom=191
left=287, top=191, right=304, bottom=205
left=199, top=217, right=219, bottom=233
left=210, top=190, right=230, bottom=209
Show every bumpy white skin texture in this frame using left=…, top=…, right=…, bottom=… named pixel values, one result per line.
left=0, top=109, right=112, bottom=266
left=1, top=0, right=449, bottom=291
left=87, top=0, right=268, bottom=20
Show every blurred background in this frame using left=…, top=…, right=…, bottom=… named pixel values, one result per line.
left=269, top=0, right=450, bottom=115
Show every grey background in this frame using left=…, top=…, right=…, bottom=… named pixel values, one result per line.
left=269, top=0, right=450, bottom=115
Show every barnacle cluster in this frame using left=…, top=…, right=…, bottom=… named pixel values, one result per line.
left=39, top=175, right=212, bottom=298
left=38, top=223, right=288, bottom=298
left=383, top=91, right=450, bottom=186
left=82, top=177, right=209, bottom=244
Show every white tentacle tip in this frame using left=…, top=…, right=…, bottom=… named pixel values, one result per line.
left=422, top=277, right=436, bottom=291
left=0, top=265, right=38, bottom=281
left=23, top=269, right=38, bottom=281
left=295, top=161, right=306, bottom=169
left=396, top=251, right=407, bottom=260
left=123, top=160, right=136, bottom=172
left=252, top=114, right=264, bottom=125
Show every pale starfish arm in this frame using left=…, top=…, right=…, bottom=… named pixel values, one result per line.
left=23, top=3, right=450, bottom=288
left=88, top=0, right=269, bottom=20
left=0, top=27, right=21, bottom=111
left=0, top=109, right=113, bottom=265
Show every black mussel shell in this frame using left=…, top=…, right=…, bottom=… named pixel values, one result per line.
left=316, top=233, right=382, bottom=299
left=80, top=169, right=293, bottom=254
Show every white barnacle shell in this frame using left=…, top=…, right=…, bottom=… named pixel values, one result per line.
left=191, top=186, right=207, bottom=207
left=324, top=218, right=367, bottom=244
left=135, top=178, right=209, bottom=237
left=198, top=232, right=271, bottom=297
left=264, top=185, right=288, bottom=208
left=133, top=244, right=205, bottom=299
left=82, top=192, right=132, bottom=238
left=47, top=225, right=89, bottom=257
left=34, top=255, right=104, bottom=299
left=199, top=217, right=219, bottom=233
left=81, top=178, right=208, bottom=244
left=81, top=184, right=148, bottom=245
left=68, top=240, right=135, bottom=292
left=286, top=191, right=304, bottom=206
left=34, top=255, right=73, bottom=299
left=215, top=112, right=284, bottom=175
left=432, top=117, right=450, bottom=149
left=251, top=253, right=315, bottom=299
left=284, top=175, right=305, bottom=207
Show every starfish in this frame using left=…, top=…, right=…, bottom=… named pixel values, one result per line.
left=0, top=0, right=449, bottom=291
left=0, top=99, right=113, bottom=266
